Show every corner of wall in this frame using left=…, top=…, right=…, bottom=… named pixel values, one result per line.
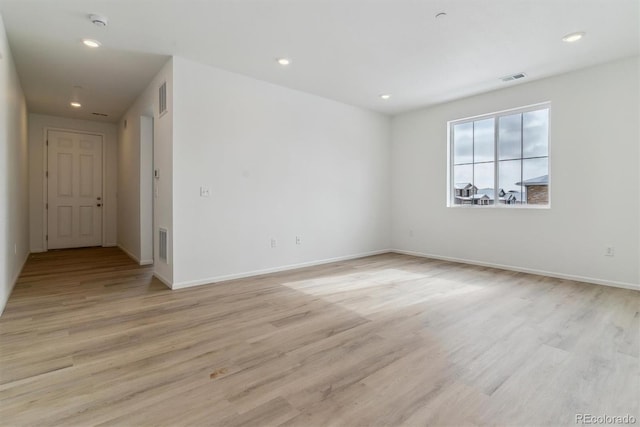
left=118, top=56, right=174, bottom=286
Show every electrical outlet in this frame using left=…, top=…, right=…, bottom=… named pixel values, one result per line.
left=605, top=246, right=614, bottom=257
left=296, top=236, right=302, bottom=245
left=200, top=186, right=210, bottom=197
left=409, top=229, right=414, bottom=238
left=271, top=238, right=277, bottom=248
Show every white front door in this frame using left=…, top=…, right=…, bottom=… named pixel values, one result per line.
left=47, top=130, right=103, bottom=249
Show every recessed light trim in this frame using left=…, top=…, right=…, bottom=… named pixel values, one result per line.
left=70, top=102, right=82, bottom=108
left=82, top=39, right=101, bottom=48
left=277, top=58, right=291, bottom=66
left=562, top=32, right=585, bottom=43
left=380, top=94, right=391, bottom=100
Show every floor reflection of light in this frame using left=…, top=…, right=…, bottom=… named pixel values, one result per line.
left=280, top=268, right=484, bottom=316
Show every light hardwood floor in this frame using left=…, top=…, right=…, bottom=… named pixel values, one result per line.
left=0, top=247, right=638, bottom=426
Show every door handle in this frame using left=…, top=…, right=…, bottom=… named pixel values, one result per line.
left=97, top=203, right=102, bottom=207
left=97, top=197, right=102, bottom=201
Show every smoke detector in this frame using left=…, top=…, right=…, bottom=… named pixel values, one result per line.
left=89, top=14, right=108, bottom=27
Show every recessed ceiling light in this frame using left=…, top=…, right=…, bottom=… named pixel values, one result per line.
left=277, top=58, right=291, bottom=66
left=380, top=94, right=391, bottom=100
left=82, top=39, right=101, bottom=48
left=562, top=32, right=585, bottom=43
left=70, top=86, right=83, bottom=108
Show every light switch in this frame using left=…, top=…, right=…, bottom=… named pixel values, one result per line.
left=200, top=186, right=210, bottom=197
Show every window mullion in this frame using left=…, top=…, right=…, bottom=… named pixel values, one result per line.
left=450, top=124, right=453, bottom=205
left=494, top=117, right=499, bottom=208
left=520, top=113, right=524, bottom=205
left=472, top=121, right=475, bottom=203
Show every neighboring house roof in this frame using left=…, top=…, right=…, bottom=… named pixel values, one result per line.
left=477, top=188, right=507, bottom=199
left=454, top=182, right=476, bottom=190
left=516, top=175, right=548, bottom=186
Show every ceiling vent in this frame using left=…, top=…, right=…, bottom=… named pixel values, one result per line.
left=501, top=73, right=526, bottom=82
left=92, top=112, right=108, bottom=117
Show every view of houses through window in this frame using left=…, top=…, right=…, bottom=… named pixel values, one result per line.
left=450, top=104, right=550, bottom=207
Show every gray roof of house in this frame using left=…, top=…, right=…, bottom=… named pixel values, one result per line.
left=516, top=174, right=548, bottom=186
left=476, top=188, right=508, bottom=199
left=454, top=182, right=475, bottom=189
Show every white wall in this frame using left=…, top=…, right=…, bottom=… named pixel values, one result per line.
left=28, top=114, right=117, bottom=251
left=171, top=56, right=390, bottom=287
left=140, top=115, right=153, bottom=264
left=116, top=113, right=140, bottom=260
left=118, top=59, right=173, bottom=280
left=391, top=57, right=640, bottom=289
left=0, top=13, right=29, bottom=314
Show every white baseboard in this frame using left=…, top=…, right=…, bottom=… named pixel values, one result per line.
left=1, top=251, right=30, bottom=316
left=117, top=244, right=139, bottom=263
left=391, top=249, right=640, bottom=292
left=117, top=244, right=153, bottom=266
left=171, top=249, right=391, bottom=290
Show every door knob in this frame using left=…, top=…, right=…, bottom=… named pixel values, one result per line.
left=97, top=197, right=102, bottom=201
left=97, top=203, right=102, bottom=207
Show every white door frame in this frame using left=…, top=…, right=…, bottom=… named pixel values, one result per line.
left=42, top=127, right=107, bottom=251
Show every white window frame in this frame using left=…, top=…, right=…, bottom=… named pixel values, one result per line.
left=447, top=102, right=551, bottom=209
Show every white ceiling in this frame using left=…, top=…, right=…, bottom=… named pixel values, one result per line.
left=0, top=0, right=638, bottom=122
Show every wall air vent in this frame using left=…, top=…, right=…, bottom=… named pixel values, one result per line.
left=159, top=228, right=168, bottom=263
left=501, top=73, right=526, bottom=82
left=159, top=81, right=167, bottom=116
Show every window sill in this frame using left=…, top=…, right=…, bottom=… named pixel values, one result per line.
left=446, top=204, right=550, bottom=210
